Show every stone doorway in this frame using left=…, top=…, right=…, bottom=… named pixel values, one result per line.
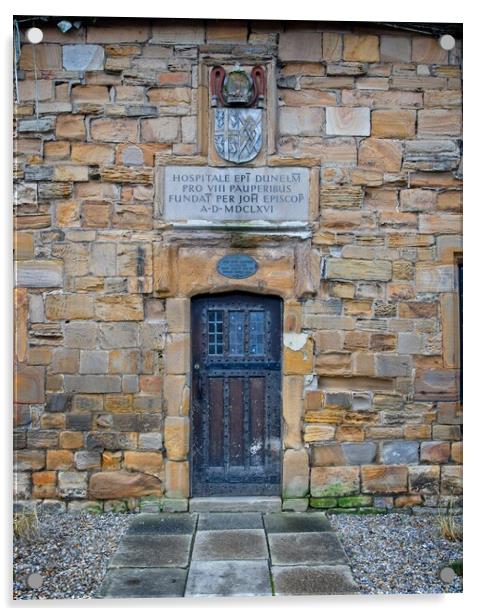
left=190, top=292, right=282, bottom=496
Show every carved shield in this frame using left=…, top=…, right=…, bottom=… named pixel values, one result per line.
left=214, top=108, right=262, bottom=163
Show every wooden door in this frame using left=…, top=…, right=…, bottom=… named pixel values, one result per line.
left=191, top=293, right=282, bottom=496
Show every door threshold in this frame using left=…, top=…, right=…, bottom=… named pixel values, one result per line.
left=189, top=496, right=282, bottom=513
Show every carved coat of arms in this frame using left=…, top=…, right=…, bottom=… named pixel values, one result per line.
left=210, top=65, right=265, bottom=164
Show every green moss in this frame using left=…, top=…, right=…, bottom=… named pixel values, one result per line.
left=356, top=507, right=388, bottom=514
left=450, top=560, right=463, bottom=576
left=312, top=482, right=352, bottom=497
left=338, top=496, right=372, bottom=508
left=309, top=497, right=338, bottom=509
left=86, top=504, right=103, bottom=514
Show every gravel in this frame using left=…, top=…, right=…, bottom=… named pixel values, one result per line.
left=13, top=511, right=131, bottom=600
left=329, top=512, right=463, bottom=594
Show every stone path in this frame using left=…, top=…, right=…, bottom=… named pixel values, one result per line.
left=97, top=512, right=358, bottom=598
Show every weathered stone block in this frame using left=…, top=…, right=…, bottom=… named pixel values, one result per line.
left=418, top=110, right=462, bottom=138
left=19, top=44, right=62, bottom=70
left=282, top=375, right=304, bottom=449
left=325, top=258, right=391, bottom=281
left=304, top=425, right=336, bottom=443
left=58, top=471, right=88, bottom=499
left=440, top=465, right=462, bottom=495
left=91, top=118, right=138, bottom=142
left=63, top=44, right=105, bottom=70
left=412, top=37, right=448, bottom=64
left=95, top=295, right=144, bottom=321
left=344, top=34, right=379, bottom=62
left=375, top=354, right=411, bottom=377
left=358, top=139, right=402, bottom=172
left=14, top=450, right=45, bottom=471
left=124, top=451, right=164, bottom=479
left=380, top=35, right=411, bottom=62
left=89, top=470, right=162, bottom=499
left=14, top=365, right=45, bottom=404
left=55, top=115, right=86, bottom=140
left=361, top=465, right=408, bottom=494
left=311, top=466, right=359, bottom=497
left=64, top=375, right=121, bottom=394
left=140, top=117, right=180, bottom=142
left=15, top=260, right=63, bottom=288
left=283, top=448, right=309, bottom=498
left=165, top=461, right=188, bottom=498
left=279, top=107, right=323, bottom=136
left=371, top=110, right=416, bottom=138
left=380, top=441, right=419, bottom=464
left=409, top=466, right=440, bottom=494
left=326, top=107, right=370, bottom=136
left=320, top=186, right=363, bottom=209
left=164, top=417, right=189, bottom=461
left=279, top=31, right=322, bottom=62
left=165, top=333, right=189, bottom=374
left=341, top=442, right=377, bottom=465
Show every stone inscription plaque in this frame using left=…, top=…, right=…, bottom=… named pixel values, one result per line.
left=163, top=166, right=310, bottom=225
left=217, top=254, right=258, bottom=279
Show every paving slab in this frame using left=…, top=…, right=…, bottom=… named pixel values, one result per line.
left=272, top=565, right=359, bottom=595
left=109, top=534, right=193, bottom=568
left=268, top=532, right=347, bottom=566
left=190, top=496, right=281, bottom=513
left=97, top=567, right=187, bottom=598
left=192, top=529, right=268, bottom=561
left=264, top=512, right=332, bottom=534
left=185, top=560, right=272, bottom=597
left=197, top=512, right=263, bottom=530
left=125, top=513, right=197, bottom=536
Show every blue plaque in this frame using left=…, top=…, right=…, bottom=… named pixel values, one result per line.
left=217, top=254, right=258, bottom=279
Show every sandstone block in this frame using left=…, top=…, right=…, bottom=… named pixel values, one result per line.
left=64, top=322, right=98, bottom=349
left=279, top=107, right=323, bottom=137
left=361, top=465, right=408, bottom=494
left=71, top=143, right=114, bottom=165
left=304, top=425, right=336, bottom=443
left=81, top=202, right=112, bottom=228
left=14, top=365, right=45, bottom=404
left=91, top=118, right=138, bottom=143
left=323, top=32, right=342, bottom=61
left=371, top=110, right=416, bottom=138
left=58, top=471, right=88, bottom=499
left=124, top=451, right=164, bottom=479
left=89, top=470, right=162, bottom=499
left=99, top=323, right=138, bottom=348
left=375, top=354, right=411, bottom=378
left=165, top=460, right=188, bottom=498
left=415, top=264, right=454, bottom=292
left=409, top=465, right=440, bottom=494
left=312, top=444, right=346, bottom=466
left=344, top=34, right=379, bottom=62
left=380, top=441, right=419, bottom=464
left=109, top=350, right=140, bottom=374
left=326, top=107, right=370, bottom=136
left=451, top=442, right=463, bottom=464
left=140, top=117, right=180, bottom=142
left=14, top=450, right=45, bottom=471
left=64, top=375, right=121, bottom=394
left=311, top=466, right=360, bottom=497
left=380, top=35, right=411, bottom=62
left=164, top=417, right=189, bottom=461
left=59, top=431, right=84, bottom=449
left=279, top=31, right=322, bottom=62
left=315, top=353, right=351, bottom=376
left=55, top=115, right=86, bottom=140
left=63, top=44, right=105, bottom=70
left=165, top=333, right=189, bottom=374
left=16, top=260, right=63, bottom=288
left=151, top=21, right=204, bottom=44
left=87, top=24, right=150, bottom=43
left=284, top=338, right=313, bottom=375
left=283, top=448, right=309, bottom=498
left=79, top=350, right=109, bottom=374
left=440, top=465, right=462, bottom=495
left=418, top=110, right=462, bottom=138
left=412, top=37, right=448, bottom=64
left=358, top=138, right=402, bottom=172
left=320, top=186, right=363, bottom=209
left=282, top=375, right=304, bottom=449
left=46, top=450, right=74, bottom=471
left=95, top=295, right=144, bottom=321
left=341, top=442, right=377, bottom=465
left=325, top=258, right=391, bottom=281
left=166, top=298, right=190, bottom=333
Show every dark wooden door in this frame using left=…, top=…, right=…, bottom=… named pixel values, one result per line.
left=191, top=292, right=282, bottom=496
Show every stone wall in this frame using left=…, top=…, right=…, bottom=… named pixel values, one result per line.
left=13, top=18, right=462, bottom=513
